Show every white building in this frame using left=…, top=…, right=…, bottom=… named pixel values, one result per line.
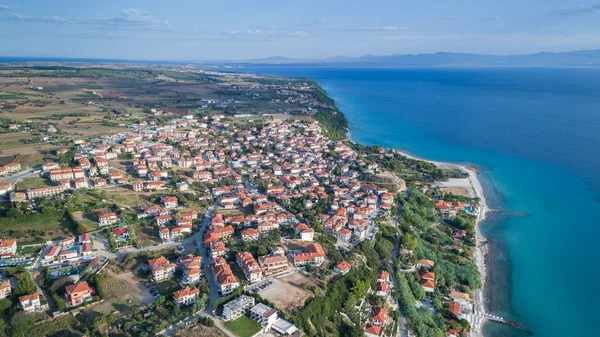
left=222, top=295, right=255, bottom=321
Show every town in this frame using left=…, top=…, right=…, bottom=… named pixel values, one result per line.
left=0, top=67, right=482, bottom=337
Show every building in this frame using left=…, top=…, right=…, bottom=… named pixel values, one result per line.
left=334, top=260, right=351, bottom=275
left=19, top=293, right=44, bottom=313
left=131, top=180, right=144, bottom=192
left=98, top=212, right=119, bottom=226
left=0, top=239, right=17, bottom=257
left=258, top=253, right=288, bottom=276
left=152, top=263, right=177, bottom=282
left=371, top=307, right=389, bottom=326
left=419, top=271, right=435, bottom=292
left=213, top=258, right=239, bottom=295
left=236, top=252, right=263, bottom=283
left=449, top=291, right=471, bottom=307
left=240, top=228, right=259, bottom=242
left=65, top=282, right=93, bottom=307
left=364, top=323, right=384, bottom=337
left=0, top=281, right=11, bottom=300
left=294, top=223, right=314, bottom=241
left=272, top=318, right=299, bottom=336
left=293, top=243, right=325, bottom=267
left=26, top=185, right=66, bottom=199
left=222, top=295, right=255, bottom=321
left=249, top=303, right=279, bottom=330
left=172, top=286, right=200, bottom=306
left=161, top=196, right=179, bottom=209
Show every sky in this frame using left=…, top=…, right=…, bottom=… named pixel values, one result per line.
left=0, top=0, right=599, bottom=61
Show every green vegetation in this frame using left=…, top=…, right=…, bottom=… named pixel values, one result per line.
left=315, top=109, right=348, bottom=141
left=223, top=315, right=262, bottom=337
left=395, top=188, right=481, bottom=336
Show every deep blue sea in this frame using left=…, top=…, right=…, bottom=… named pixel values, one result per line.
left=239, top=66, right=600, bottom=337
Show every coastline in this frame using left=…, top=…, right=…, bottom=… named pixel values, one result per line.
left=394, top=149, right=489, bottom=337
left=345, top=127, right=489, bottom=336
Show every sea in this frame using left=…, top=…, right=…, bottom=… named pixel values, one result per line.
left=237, top=66, right=600, bottom=337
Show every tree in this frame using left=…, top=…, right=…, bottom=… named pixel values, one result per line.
left=0, top=299, right=11, bottom=314
left=401, top=233, right=419, bottom=251
left=14, top=271, right=37, bottom=297
left=201, top=317, right=215, bottom=327
left=5, top=207, right=20, bottom=218
left=374, top=237, right=394, bottom=261
left=52, top=293, right=67, bottom=312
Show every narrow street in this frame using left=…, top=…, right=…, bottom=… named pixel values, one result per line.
left=392, top=231, right=409, bottom=337
left=194, top=199, right=221, bottom=314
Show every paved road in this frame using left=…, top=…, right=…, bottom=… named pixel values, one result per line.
left=391, top=232, right=410, bottom=337
left=0, top=168, right=37, bottom=183
left=194, top=200, right=221, bottom=314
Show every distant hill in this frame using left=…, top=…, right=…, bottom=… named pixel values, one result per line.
left=225, top=50, right=600, bottom=67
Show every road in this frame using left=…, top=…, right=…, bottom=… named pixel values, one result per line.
left=391, top=232, right=410, bottom=337
left=194, top=199, right=221, bottom=315
left=0, top=168, right=37, bottom=183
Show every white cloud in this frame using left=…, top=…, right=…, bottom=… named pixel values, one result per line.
left=0, top=5, right=11, bottom=11
left=228, top=29, right=309, bottom=37
left=350, top=25, right=408, bottom=31
left=558, top=3, right=600, bottom=15
left=9, top=13, right=71, bottom=22
left=103, top=9, right=166, bottom=25
left=7, top=8, right=166, bottom=28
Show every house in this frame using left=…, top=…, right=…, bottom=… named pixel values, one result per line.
left=112, top=227, right=129, bottom=241
left=0, top=281, right=11, bottom=300
left=98, top=212, right=119, bottom=226
left=448, top=301, right=461, bottom=316
left=43, top=245, right=61, bottom=262
left=446, top=329, right=459, bottom=337
left=131, top=180, right=144, bottom=192
left=294, top=223, right=314, bottom=241
left=293, top=243, right=325, bottom=267
left=377, top=270, right=389, bottom=284
left=417, top=259, right=435, bottom=269
left=420, top=271, right=436, bottom=292
left=79, top=233, right=91, bottom=244
left=449, top=291, right=471, bottom=307
left=172, top=286, right=200, bottom=306
left=258, top=253, right=288, bottom=276
left=152, top=263, right=177, bottom=282
left=19, top=293, right=44, bottom=313
left=236, top=252, right=263, bottom=283
left=0, top=239, right=17, bottom=257
left=364, top=323, right=384, bottom=337
left=213, top=258, right=239, bottom=295
left=249, top=303, right=279, bottom=330
left=222, top=295, right=255, bottom=321
left=371, top=307, right=389, bottom=326
left=334, top=260, right=351, bottom=275
left=80, top=242, right=92, bottom=256
left=65, top=282, right=93, bottom=307
left=376, top=281, right=389, bottom=297
left=161, top=196, right=179, bottom=209
left=147, top=255, right=169, bottom=270
left=241, top=228, right=259, bottom=242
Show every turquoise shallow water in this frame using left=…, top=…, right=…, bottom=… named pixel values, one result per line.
left=240, top=66, right=600, bottom=337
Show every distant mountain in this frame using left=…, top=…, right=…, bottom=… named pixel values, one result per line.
left=224, top=50, right=600, bottom=67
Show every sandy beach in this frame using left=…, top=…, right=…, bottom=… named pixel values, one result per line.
left=393, top=149, right=489, bottom=337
